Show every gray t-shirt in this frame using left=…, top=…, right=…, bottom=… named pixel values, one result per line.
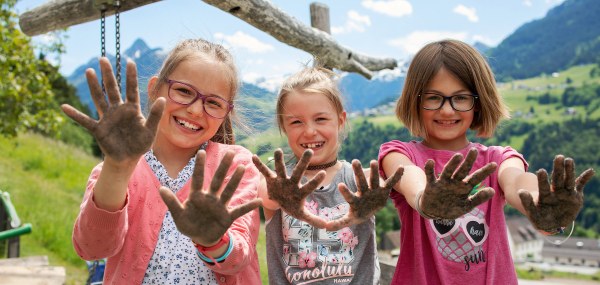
left=265, top=161, right=380, bottom=284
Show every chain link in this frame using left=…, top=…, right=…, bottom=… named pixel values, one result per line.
left=115, top=1, right=121, bottom=92
left=100, top=9, right=106, bottom=94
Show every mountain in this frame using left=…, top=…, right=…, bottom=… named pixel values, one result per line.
left=486, top=0, right=600, bottom=81
left=473, top=41, right=491, bottom=54
left=67, top=38, right=405, bottom=120
left=67, top=38, right=166, bottom=114
left=339, top=69, right=405, bottom=112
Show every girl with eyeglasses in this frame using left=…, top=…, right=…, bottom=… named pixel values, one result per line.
left=378, top=39, right=594, bottom=284
left=62, top=39, right=263, bottom=284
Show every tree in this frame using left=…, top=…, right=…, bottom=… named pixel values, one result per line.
left=0, top=0, right=62, bottom=136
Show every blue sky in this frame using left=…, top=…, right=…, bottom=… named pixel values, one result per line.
left=17, top=0, right=564, bottom=90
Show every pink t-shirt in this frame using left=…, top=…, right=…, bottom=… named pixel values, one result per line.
left=378, top=141, right=527, bottom=285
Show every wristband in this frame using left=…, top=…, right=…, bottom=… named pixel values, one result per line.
left=193, top=232, right=230, bottom=253
left=196, top=233, right=234, bottom=265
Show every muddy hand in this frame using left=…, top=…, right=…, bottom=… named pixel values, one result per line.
left=519, top=155, right=595, bottom=233
left=326, top=160, right=403, bottom=231
left=252, top=149, right=328, bottom=228
left=420, top=148, right=497, bottom=220
left=159, top=150, right=262, bottom=246
left=60, top=57, right=165, bottom=163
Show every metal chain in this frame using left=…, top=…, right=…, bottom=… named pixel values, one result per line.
left=114, top=1, right=121, bottom=92
left=100, top=8, right=106, bottom=94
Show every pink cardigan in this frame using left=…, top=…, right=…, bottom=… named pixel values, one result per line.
left=73, top=142, right=262, bottom=285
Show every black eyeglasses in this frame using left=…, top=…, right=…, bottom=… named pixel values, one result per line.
left=419, top=92, right=478, bottom=112
left=166, top=79, right=234, bottom=119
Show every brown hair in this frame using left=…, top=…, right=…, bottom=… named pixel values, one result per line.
left=150, top=39, right=239, bottom=144
left=396, top=39, right=509, bottom=138
left=276, top=66, right=347, bottom=140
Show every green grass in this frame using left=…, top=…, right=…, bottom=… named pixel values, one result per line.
left=0, top=132, right=270, bottom=284
left=0, top=133, right=100, bottom=284
left=516, top=267, right=600, bottom=282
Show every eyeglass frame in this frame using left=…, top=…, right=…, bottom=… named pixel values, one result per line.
left=418, top=92, right=479, bottom=112
left=166, top=79, right=234, bottom=119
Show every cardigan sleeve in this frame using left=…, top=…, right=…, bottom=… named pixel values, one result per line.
left=72, top=162, right=130, bottom=260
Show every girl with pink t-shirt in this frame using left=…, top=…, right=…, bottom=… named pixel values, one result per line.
left=378, top=39, right=595, bottom=284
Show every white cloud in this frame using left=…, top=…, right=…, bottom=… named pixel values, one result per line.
left=332, top=10, right=371, bottom=34
left=388, top=31, right=469, bottom=55
left=372, top=66, right=405, bottom=82
left=522, top=0, right=533, bottom=7
left=471, top=34, right=495, bottom=46
left=214, top=31, right=274, bottom=53
left=453, top=4, right=479, bottom=22
left=361, top=0, right=412, bottom=17
left=242, top=72, right=287, bottom=93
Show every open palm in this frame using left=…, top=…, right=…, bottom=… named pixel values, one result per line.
left=159, top=150, right=262, bottom=245
left=60, top=57, right=164, bottom=162
left=253, top=149, right=328, bottom=228
left=420, top=148, right=497, bottom=220
left=325, top=160, right=403, bottom=231
left=519, top=155, right=595, bottom=233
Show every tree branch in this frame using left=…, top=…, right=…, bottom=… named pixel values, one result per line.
left=19, top=0, right=397, bottom=79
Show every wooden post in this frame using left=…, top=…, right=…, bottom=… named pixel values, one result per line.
left=310, top=2, right=331, bottom=69
left=19, top=0, right=397, bottom=79
left=310, top=3, right=330, bottom=34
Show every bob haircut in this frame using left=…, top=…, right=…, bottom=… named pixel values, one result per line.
left=396, top=39, right=509, bottom=138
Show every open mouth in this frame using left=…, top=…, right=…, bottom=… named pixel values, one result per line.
left=435, top=120, right=460, bottom=125
left=175, top=117, right=201, bottom=131
left=300, top=142, right=325, bottom=149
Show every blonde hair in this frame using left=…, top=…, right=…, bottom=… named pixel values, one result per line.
left=396, top=39, right=509, bottom=138
left=150, top=39, right=239, bottom=144
left=276, top=66, right=347, bottom=139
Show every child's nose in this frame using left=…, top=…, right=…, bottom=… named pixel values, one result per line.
left=186, top=99, right=205, bottom=117
left=439, top=99, right=455, bottom=113
left=304, top=123, right=317, bottom=135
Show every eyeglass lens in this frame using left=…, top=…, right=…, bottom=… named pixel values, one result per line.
left=421, top=93, right=476, bottom=111
left=168, top=80, right=230, bottom=118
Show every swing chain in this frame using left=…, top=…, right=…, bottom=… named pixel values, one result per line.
left=96, top=0, right=122, bottom=92
left=115, top=1, right=122, bottom=92
left=100, top=10, right=106, bottom=57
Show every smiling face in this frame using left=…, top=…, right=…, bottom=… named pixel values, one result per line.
left=150, top=56, right=232, bottom=157
left=420, top=66, right=474, bottom=150
left=280, top=91, right=346, bottom=165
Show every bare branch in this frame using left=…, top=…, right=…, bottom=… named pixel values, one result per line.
left=19, top=0, right=161, bottom=37
left=18, top=0, right=398, bottom=79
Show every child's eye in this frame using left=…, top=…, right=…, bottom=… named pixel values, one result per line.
left=453, top=95, right=470, bottom=102
left=291, top=120, right=302, bottom=125
left=316, top=117, right=328, bottom=122
left=175, top=87, right=195, bottom=97
left=424, top=94, right=443, bottom=102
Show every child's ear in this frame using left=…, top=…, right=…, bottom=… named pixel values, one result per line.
left=338, top=110, right=347, bottom=129
left=147, top=76, right=159, bottom=101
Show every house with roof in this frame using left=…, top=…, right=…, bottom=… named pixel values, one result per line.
left=506, top=217, right=545, bottom=262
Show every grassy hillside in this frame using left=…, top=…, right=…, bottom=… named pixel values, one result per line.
left=0, top=133, right=270, bottom=284
left=359, top=64, right=600, bottom=127
left=0, top=133, right=98, bottom=283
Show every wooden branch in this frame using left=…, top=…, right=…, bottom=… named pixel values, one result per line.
left=19, top=0, right=161, bottom=37
left=19, top=0, right=397, bottom=79
left=203, top=0, right=397, bottom=79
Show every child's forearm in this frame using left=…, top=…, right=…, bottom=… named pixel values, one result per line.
left=93, top=158, right=137, bottom=212
left=502, top=167, right=539, bottom=216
